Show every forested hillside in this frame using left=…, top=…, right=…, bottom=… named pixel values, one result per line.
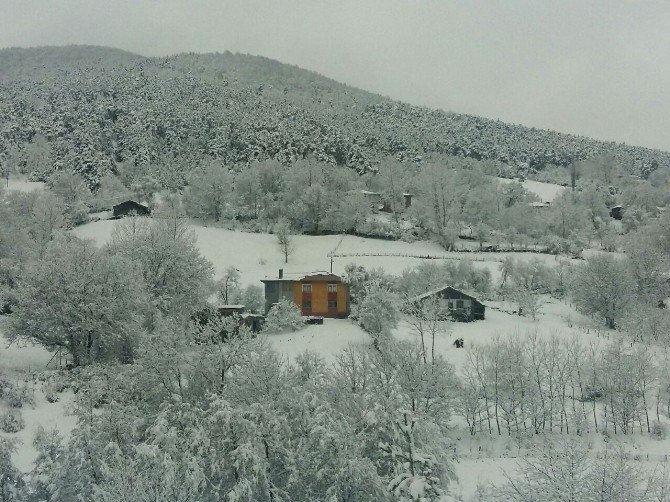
left=1, top=45, right=669, bottom=188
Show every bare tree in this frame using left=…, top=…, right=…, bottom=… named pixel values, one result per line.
left=571, top=254, right=635, bottom=329
left=404, top=295, right=450, bottom=365
left=217, top=266, right=240, bottom=304
left=275, top=218, right=294, bottom=264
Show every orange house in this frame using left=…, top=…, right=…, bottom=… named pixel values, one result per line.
left=261, top=270, right=350, bottom=318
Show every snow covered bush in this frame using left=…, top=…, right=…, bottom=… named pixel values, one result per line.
left=490, top=438, right=666, bottom=501
left=0, top=438, right=25, bottom=500
left=355, top=283, right=400, bottom=347
left=651, top=421, right=667, bottom=440
left=0, top=374, right=11, bottom=399
left=5, top=384, right=34, bottom=409
left=0, top=411, right=25, bottom=433
left=230, top=284, right=264, bottom=314
left=263, top=300, right=305, bottom=333
left=43, top=382, right=59, bottom=403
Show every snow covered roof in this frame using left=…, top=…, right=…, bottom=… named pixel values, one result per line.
left=261, top=271, right=344, bottom=283
left=408, top=286, right=482, bottom=305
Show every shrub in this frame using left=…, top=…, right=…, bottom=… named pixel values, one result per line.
left=0, top=411, right=25, bottom=433
left=43, top=382, right=60, bottom=403
left=5, top=385, right=34, bottom=409
left=263, top=300, right=305, bottom=333
left=45, top=390, right=59, bottom=403
left=0, top=374, right=11, bottom=398
left=651, top=421, right=667, bottom=440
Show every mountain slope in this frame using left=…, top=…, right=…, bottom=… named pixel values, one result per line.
left=1, top=45, right=668, bottom=187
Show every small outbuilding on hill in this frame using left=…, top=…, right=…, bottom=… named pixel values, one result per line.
left=112, top=200, right=151, bottom=218
left=408, top=286, right=485, bottom=322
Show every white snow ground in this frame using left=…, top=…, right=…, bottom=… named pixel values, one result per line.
left=0, top=327, right=77, bottom=472
left=2, top=176, right=45, bottom=193
left=497, top=177, right=567, bottom=202
left=73, top=219, right=570, bottom=286
left=4, top=219, right=660, bottom=499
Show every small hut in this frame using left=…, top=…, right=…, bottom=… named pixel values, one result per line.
left=609, top=205, right=624, bottom=220
left=408, top=286, right=485, bottom=322
left=112, top=200, right=151, bottom=218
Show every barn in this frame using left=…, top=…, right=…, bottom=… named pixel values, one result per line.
left=112, top=200, right=151, bottom=218
left=408, top=286, right=485, bottom=322
left=261, top=270, right=350, bottom=318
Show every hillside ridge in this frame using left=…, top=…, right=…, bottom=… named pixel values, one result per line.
left=1, top=45, right=668, bottom=187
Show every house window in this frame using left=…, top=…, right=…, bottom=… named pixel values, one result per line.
left=303, top=300, right=312, bottom=310
left=456, top=300, right=464, bottom=308
left=327, top=283, right=338, bottom=293
left=447, top=301, right=454, bottom=310
left=302, top=283, right=312, bottom=293
left=328, top=300, right=337, bottom=309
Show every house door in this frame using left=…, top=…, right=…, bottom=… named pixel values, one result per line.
left=301, top=283, right=312, bottom=315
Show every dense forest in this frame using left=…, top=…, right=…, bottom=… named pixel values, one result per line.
left=1, top=45, right=669, bottom=189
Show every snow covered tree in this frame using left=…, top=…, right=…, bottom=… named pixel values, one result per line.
left=571, top=254, right=635, bottom=329
left=514, top=285, right=545, bottom=320
left=383, top=412, right=453, bottom=501
left=216, top=266, right=241, bottom=304
left=356, top=282, right=401, bottom=348
left=230, top=284, right=264, bottom=313
left=274, top=218, right=295, bottom=264
left=0, top=439, right=25, bottom=501
left=404, top=296, right=451, bottom=364
left=30, top=191, right=66, bottom=257
left=492, top=438, right=663, bottom=501
left=49, top=171, right=92, bottom=225
left=108, top=217, right=213, bottom=316
left=90, top=174, right=130, bottom=212
left=183, top=161, right=232, bottom=221
left=9, top=236, right=147, bottom=366
left=263, top=300, right=305, bottom=333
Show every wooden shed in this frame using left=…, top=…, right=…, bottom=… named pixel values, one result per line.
left=112, top=200, right=151, bottom=219
left=609, top=205, right=624, bottom=220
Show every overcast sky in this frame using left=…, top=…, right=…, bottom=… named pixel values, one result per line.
left=1, top=0, right=669, bottom=151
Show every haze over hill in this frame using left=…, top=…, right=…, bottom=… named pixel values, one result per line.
left=1, top=45, right=669, bottom=188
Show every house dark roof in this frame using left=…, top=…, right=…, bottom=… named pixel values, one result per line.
left=408, top=286, right=482, bottom=305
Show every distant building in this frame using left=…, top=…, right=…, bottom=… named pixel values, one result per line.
left=261, top=270, right=350, bottom=318
left=610, top=204, right=624, bottom=220
left=408, top=286, right=485, bottom=322
left=361, top=190, right=413, bottom=212
left=217, top=304, right=246, bottom=316
left=112, top=200, right=151, bottom=218
left=529, top=201, right=551, bottom=209
left=193, top=304, right=264, bottom=334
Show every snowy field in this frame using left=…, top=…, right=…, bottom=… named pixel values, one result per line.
left=6, top=217, right=655, bottom=498
left=0, top=322, right=77, bottom=472
left=2, top=176, right=45, bottom=193
left=497, top=176, right=567, bottom=202
left=73, top=218, right=571, bottom=285
left=269, top=299, right=600, bottom=371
